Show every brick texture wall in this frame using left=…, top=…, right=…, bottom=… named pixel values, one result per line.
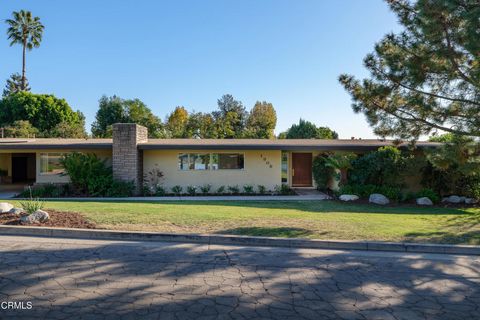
left=112, top=123, right=148, bottom=195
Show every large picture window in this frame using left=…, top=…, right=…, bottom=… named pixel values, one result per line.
left=178, top=153, right=244, bottom=171
left=40, top=153, right=64, bottom=175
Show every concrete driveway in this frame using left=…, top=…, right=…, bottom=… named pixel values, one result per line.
left=0, top=236, right=479, bottom=319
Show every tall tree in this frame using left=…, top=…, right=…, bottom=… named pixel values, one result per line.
left=185, top=111, right=217, bottom=138
left=245, top=101, right=277, bottom=139
left=3, top=73, right=30, bottom=96
left=213, top=94, right=248, bottom=138
left=0, top=92, right=86, bottom=137
left=6, top=10, right=44, bottom=90
left=166, top=106, right=189, bottom=138
left=339, top=0, right=480, bottom=140
left=279, top=119, right=338, bottom=139
left=91, top=95, right=164, bottom=138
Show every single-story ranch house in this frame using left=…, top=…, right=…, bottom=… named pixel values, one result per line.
left=0, top=123, right=439, bottom=194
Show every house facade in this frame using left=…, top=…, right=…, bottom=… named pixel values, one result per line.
left=0, top=123, right=438, bottom=194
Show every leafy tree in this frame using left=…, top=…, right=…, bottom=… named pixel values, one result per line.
left=0, top=92, right=86, bottom=137
left=245, top=101, right=277, bottom=139
left=50, top=120, right=87, bottom=138
left=279, top=119, right=338, bottom=139
left=6, top=10, right=44, bottom=90
left=339, top=0, right=480, bottom=139
left=213, top=94, right=248, bottom=138
left=91, top=95, right=164, bottom=138
left=166, top=106, right=189, bottom=138
left=423, top=134, right=480, bottom=197
left=3, top=73, right=30, bottom=96
left=2, top=120, right=38, bottom=138
left=185, top=111, right=217, bottom=138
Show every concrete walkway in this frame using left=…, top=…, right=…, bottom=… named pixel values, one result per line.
left=0, top=235, right=479, bottom=319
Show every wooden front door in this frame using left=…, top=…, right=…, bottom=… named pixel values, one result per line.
left=292, top=153, right=312, bottom=187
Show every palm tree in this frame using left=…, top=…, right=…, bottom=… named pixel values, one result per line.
left=6, top=10, right=44, bottom=90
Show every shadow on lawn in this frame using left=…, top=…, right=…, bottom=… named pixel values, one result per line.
left=42, top=199, right=477, bottom=216
left=0, top=239, right=479, bottom=319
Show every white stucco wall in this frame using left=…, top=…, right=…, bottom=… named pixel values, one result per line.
left=143, top=149, right=282, bottom=191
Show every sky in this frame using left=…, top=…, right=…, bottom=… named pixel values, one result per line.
left=0, top=0, right=401, bottom=138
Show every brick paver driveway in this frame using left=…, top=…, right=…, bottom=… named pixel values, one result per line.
left=0, top=236, right=479, bottom=320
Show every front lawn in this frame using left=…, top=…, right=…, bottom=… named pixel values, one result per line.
left=6, top=200, right=480, bottom=245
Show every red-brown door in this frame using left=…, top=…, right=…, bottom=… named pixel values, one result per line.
left=292, top=153, right=312, bottom=187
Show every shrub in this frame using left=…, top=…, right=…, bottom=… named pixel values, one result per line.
left=60, top=152, right=111, bottom=194
left=143, top=165, right=164, bottom=194
left=154, top=186, right=166, bottom=196
left=19, top=187, right=44, bottom=214
left=60, top=152, right=134, bottom=197
left=106, top=180, right=134, bottom=197
left=216, top=185, right=226, bottom=194
left=171, top=185, right=183, bottom=195
left=200, top=184, right=212, bottom=195
left=415, top=188, right=440, bottom=203
left=312, top=154, right=335, bottom=190
left=228, top=185, right=240, bottom=194
left=257, top=185, right=267, bottom=195
left=275, top=184, right=295, bottom=195
left=243, top=184, right=254, bottom=194
left=18, top=184, right=69, bottom=198
left=338, top=184, right=402, bottom=201
left=349, top=146, right=407, bottom=187
left=187, top=185, right=197, bottom=196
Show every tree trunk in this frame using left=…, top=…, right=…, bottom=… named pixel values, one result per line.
left=22, top=38, right=26, bottom=90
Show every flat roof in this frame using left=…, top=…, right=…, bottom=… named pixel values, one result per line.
left=0, top=138, right=112, bottom=150
left=0, top=138, right=440, bottom=151
left=138, top=139, right=440, bottom=151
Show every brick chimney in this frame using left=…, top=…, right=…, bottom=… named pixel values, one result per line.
left=112, top=123, right=148, bottom=195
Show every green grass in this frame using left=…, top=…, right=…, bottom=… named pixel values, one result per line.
left=7, top=200, right=480, bottom=244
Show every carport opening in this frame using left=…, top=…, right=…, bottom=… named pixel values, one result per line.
left=11, top=153, right=36, bottom=184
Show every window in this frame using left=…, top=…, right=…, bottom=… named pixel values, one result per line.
left=191, top=154, right=209, bottom=170
left=40, top=153, right=64, bottom=175
left=178, top=154, right=190, bottom=171
left=213, top=153, right=244, bottom=170
left=178, top=153, right=244, bottom=171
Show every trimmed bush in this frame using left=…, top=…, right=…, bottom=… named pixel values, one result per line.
left=243, top=184, right=254, bottom=194
left=312, top=154, right=335, bottom=190
left=338, top=184, right=402, bottom=201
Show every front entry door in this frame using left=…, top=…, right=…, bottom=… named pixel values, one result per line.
left=292, top=153, right=312, bottom=187
left=12, top=156, right=28, bottom=183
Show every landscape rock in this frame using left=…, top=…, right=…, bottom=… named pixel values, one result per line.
left=20, top=210, right=50, bottom=224
left=442, top=195, right=464, bottom=204
left=339, top=194, right=359, bottom=202
left=369, top=193, right=389, bottom=205
left=8, top=207, right=26, bottom=216
left=0, top=202, right=14, bottom=213
left=416, top=197, right=433, bottom=206
left=465, top=198, right=478, bottom=205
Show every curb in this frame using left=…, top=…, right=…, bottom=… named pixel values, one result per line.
left=0, top=225, right=479, bottom=255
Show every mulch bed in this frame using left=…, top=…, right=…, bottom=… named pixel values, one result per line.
left=0, top=210, right=97, bottom=229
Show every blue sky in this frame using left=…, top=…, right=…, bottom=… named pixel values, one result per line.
left=0, top=0, right=400, bottom=138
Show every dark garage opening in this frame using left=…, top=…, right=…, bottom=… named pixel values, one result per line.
left=12, top=153, right=36, bottom=184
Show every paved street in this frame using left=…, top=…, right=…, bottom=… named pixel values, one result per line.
left=0, top=236, right=479, bottom=319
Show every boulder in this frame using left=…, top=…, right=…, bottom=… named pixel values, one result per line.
left=465, top=198, right=478, bottom=205
left=0, top=202, right=14, bottom=213
left=416, top=197, right=433, bottom=206
left=339, top=194, right=359, bottom=202
left=442, top=195, right=464, bottom=204
left=369, top=193, right=389, bottom=205
left=8, top=207, right=25, bottom=216
left=20, top=210, right=50, bottom=224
